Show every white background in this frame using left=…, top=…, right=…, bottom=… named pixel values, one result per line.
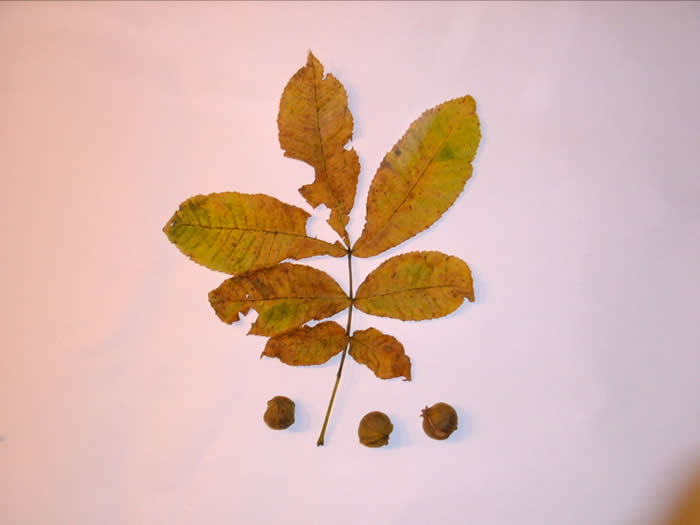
left=2, top=2, right=700, bottom=524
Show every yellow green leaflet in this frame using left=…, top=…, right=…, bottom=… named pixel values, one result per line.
left=353, top=96, right=480, bottom=258
left=262, top=321, right=348, bottom=366
left=349, top=328, right=411, bottom=381
left=209, top=263, right=350, bottom=337
left=163, top=192, right=346, bottom=275
left=354, top=251, right=474, bottom=320
left=278, top=52, right=360, bottom=244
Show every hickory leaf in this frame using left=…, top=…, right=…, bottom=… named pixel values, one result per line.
left=208, top=263, right=350, bottom=337
left=354, top=251, right=474, bottom=321
left=353, top=96, right=480, bottom=258
left=262, top=321, right=348, bottom=366
left=163, top=192, right=346, bottom=275
left=162, top=51, right=482, bottom=447
left=278, top=51, right=360, bottom=245
left=349, top=328, right=411, bottom=381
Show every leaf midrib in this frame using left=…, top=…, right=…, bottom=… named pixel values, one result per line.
left=310, top=60, right=346, bottom=218
left=176, top=222, right=324, bottom=241
left=356, top=284, right=468, bottom=300
left=223, top=295, right=350, bottom=303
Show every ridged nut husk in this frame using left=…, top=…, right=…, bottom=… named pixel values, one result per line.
left=358, top=411, right=393, bottom=448
left=421, top=402, right=458, bottom=440
left=264, top=396, right=295, bottom=430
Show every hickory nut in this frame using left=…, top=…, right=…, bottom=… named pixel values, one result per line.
left=421, top=402, right=458, bottom=440
left=263, top=395, right=295, bottom=430
left=358, top=411, right=393, bottom=448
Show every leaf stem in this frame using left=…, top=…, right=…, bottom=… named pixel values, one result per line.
left=316, top=248, right=354, bottom=446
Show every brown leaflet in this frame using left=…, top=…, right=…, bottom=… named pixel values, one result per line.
left=208, top=263, right=350, bottom=337
left=278, top=51, right=360, bottom=245
left=349, top=327, right=411, bottom=381
left=261, top=321, right=348, bottom=366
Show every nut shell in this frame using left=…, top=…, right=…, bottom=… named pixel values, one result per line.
left=264, top=396, right=295, bottom=430
left=421, top=402, right=458, bottom=440
left=358, top=411, right=393, bottom=448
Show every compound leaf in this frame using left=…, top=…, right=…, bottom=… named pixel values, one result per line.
left=209, top=263, right=350, bottom=336
left=163, top=192, right=346, bottom=275
left=278, top=51, right=360, bottom=245
left=349, top=327, right=411, bottom=381
left=354, top=251, right=474, bottom=320
left=353, top=96, right=480, bottom=258
left=262, top=321, right=348, bottom=366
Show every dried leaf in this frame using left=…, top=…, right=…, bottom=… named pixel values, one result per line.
left=163, top=192, right=346, bottom=275
left=353, top=96, right=480, bottom=257
left=349, top=327, right=411, bottom=380
left=162, top=55, right=485, bottom=447
left=278, top=51, right=360, bottom=244
left=262, top=321, right=348, bottom=366
left=354, top=251, right=474, bottom=320
left=209, top=263, right=350, bottom=336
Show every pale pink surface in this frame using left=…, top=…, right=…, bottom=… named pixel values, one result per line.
left=2, top=2, right=700, bottom=524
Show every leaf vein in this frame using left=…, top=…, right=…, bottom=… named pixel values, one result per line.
left=358, top=284, right=466, bottom=300
left=175, top=222, right=323, bottom=241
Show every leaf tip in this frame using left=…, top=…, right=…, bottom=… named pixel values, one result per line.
left=306, top=50, right=322, bottom=71
left=162, top=212, right=178, bottom=239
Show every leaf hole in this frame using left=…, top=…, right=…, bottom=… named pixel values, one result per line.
left=306, top=204, right=337, bottom=241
